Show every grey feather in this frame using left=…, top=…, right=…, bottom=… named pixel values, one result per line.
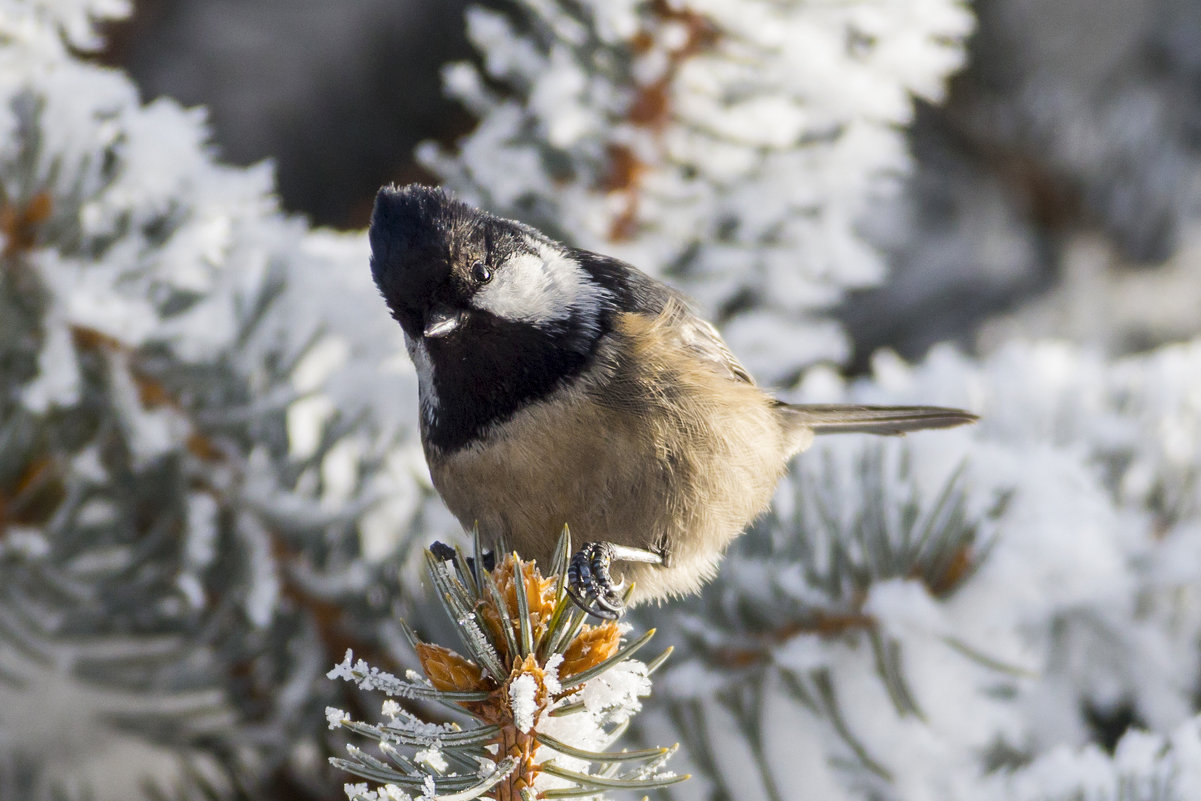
left=776, top=403, right=979, bottom=436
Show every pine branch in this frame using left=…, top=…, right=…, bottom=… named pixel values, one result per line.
left=327, top=532, right=686, bottom=801
left=0, top=8, right=430, bottom=798
left=425, top=0, right=974, bottom=381
left=632, top=438, right=1011, bottom=790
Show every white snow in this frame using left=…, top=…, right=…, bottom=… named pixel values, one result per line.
left=426, top=0, right=973, bottom=383
left=508, top=673, right=539, bottom=733
left=12, top=2, right=1201, bottom=801
left=543, top=653, right=564, bottom=694
left=413, top=747, right=448, bottom=773
left=579, top=660, right=651, bottom=725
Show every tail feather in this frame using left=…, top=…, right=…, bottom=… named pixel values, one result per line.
left=777, top=403, right=979, bottom=437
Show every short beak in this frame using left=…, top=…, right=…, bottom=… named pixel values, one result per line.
left=423, top=305, right=465, bottom=338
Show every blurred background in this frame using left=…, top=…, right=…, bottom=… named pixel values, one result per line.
left=7, top=1, right=1201, bottom=799
left=97, top=0, right=1201, bottom=371
left=99, top=0, right=475, bottom=229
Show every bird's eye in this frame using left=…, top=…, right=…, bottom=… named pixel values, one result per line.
left=470, top=260, right=493, bottom=284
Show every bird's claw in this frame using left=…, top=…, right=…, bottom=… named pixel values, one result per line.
left=567, top=542, right=626, bottom=620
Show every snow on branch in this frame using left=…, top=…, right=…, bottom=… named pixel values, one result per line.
left=424, top=0, right=973, bottom=382
left=0, top=6, right=437, bottom=799
left=635, top=336, right=1201, bottom=800
left=328, top=535, right=684, bottom=801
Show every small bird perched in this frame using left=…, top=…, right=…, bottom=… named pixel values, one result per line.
left=369, top=184, right=976, bottom=618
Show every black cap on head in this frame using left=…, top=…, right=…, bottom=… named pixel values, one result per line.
left=368, top=184, right=478, bottom=325
left=369, top=184, right=459, bottom=272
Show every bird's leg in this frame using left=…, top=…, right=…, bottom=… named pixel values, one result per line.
left=567, top=542, right=664, bottom=620
left=429, top=541, right=457, bottom=562
left=429, top=540, right=495, bottom=574
left=472, top=550, right=497, bottom=573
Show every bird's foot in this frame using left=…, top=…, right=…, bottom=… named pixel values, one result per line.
left=429, top=541, right=456, bottom=562
left=429, top=540, right=495, bottom=573
left=470, top=550, right=497, bottom=573
left=567, top=542, right=627, bottom=620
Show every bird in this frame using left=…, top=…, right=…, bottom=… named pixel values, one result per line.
left=368, top=184, right=977, bottom=618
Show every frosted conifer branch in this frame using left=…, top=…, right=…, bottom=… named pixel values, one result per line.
left=0, top=0, right=132, bottom=52
left=628, top=337, right=1201, bottom=800
left=634, top=438, right=1001, bottom=789
left=329, top=534, right=685, bottom=800
left=424, top=0, right=973, bottom=381
left=0, top=6, right=434, bottom=798
left=981, top=714, right=1201, bottom=801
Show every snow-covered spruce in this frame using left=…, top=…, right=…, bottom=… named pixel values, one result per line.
left=0, top=3, right=433, bottom=799
left=327, top=535, right=684, bottom=800
left=982, top=713, right=1201, bottom=801
left=633, top=338, right=1201, bottom=801
left=423, top=0, right=973, bottom=384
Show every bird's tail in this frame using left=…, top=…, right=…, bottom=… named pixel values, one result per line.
left=774, top=402, right=978, bottom=454
left=778, top=403, right=979, bottom=435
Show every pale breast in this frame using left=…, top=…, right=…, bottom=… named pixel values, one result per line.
left=428, top=309, right=793, bottom=603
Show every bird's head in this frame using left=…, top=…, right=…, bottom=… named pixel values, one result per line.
left=368, top=184, right=615, bottom=448
left=369, top=184, right=608, bottom=347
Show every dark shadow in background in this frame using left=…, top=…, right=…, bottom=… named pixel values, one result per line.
left=100, top=0, right=475, bottom=229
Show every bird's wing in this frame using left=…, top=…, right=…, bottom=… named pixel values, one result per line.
left=669, top=305, right=757, bottom=385
left=570, top=248, right=757, bottom=386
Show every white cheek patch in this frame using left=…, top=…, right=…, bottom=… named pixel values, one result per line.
left=472, top=243, right=608, bottom=326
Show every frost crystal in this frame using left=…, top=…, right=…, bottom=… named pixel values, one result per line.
left=326, top=707, right=349, bottom=730
left=580, top=660, right=651, bottom=725
left=413, top=748, right=447, bottom=773
left=509, top=673, right=539, bottom=733
left=543, top=653, right=564, bottom=694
